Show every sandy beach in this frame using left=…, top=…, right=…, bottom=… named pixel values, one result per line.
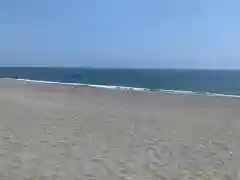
left=0, top=78, right=240, bottom=179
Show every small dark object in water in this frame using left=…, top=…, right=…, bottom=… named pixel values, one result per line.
left=68, top=73, right=82, bottom=80
left=13, top=76, right=19, bottom=79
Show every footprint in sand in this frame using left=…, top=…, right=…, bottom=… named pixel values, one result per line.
left=118, top=160, right=136, bottom=180
left=146, top=145, right=173, bottom=168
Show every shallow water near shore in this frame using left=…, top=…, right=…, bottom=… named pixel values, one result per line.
left=1, top=67, right=240, bottom=97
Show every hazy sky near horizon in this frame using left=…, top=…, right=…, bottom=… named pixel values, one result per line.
left=1, top=0, right=240, bottom=68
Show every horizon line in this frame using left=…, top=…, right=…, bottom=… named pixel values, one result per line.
left=0, top=66, right=240, bottom=70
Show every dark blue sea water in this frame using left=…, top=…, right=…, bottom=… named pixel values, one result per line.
left=1, top=67, right=240, bottom=96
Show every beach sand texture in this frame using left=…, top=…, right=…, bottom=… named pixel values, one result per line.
left=0, top=79, right=240, bottom=180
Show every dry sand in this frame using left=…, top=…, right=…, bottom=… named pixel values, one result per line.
left=0, top=78, right=240, bottom=180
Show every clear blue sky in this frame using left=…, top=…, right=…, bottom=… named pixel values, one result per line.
left=1, top=0, right=240, bottom=68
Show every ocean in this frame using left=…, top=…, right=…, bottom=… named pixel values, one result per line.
left=1, top=67, right=240, bottom=96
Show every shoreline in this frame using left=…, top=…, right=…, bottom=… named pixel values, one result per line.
left=2, top=77, right=240, bottom=99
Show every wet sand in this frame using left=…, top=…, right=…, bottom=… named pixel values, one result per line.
left=0, top=78, right=240, bottom=179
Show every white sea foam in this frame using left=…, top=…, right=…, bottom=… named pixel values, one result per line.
left=2, top=78, right=240, bottom=99
left=160, top=89, right=197, bottom=95
left=4, top=78, right=148, bottom=91
left=89, top=84, right=148, bottom=91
